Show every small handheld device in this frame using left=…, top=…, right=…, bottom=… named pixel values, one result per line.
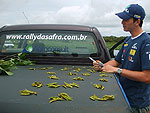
left=89, top=57, right=104, bottom=67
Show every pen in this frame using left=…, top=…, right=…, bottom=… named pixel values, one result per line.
left=89, top=57, right=104, bottom=67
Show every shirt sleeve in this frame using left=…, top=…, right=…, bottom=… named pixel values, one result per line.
left=141, top=38, right=150, bottom=70
left=115, top=45, right=123, bottom=64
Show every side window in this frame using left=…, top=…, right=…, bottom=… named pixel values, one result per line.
left=1, top=31, right=99, bottom=56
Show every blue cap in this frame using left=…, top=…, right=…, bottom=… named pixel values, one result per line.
left=116, top=4, right=146, bottom=20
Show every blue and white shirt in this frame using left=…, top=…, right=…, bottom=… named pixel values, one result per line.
left=115, top=32, right=150, bottom=108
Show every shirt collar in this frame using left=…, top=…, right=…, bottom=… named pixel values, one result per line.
left=131, top=31, right=145, bottom=40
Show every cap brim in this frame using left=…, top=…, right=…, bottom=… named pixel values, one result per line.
left=115, top=11, right=132, bottom=20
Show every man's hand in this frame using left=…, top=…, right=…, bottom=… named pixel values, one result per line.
left=93, top=60, right=103, bottom=71
left=102, top=65, right=118, bottom=73
left=93, top=59, right=120, bottom=73
left=93, top=60, right=118, bottom=73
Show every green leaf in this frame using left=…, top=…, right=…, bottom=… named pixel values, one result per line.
left=0, top=53, right=33, bottom=75
left=0, top=67, right=14, bottom=75
left=0, top=67, right=5, bottom=71
left=4, top=71, right=14, bottom=75
left=18, top=53, right=29, bottom=59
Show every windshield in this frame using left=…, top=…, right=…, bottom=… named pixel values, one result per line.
left=0, top=30, right=100, bottom=57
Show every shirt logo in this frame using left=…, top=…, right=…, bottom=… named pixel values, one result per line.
left=128, top=56, right=134, bottom=62
left=130, top=49, right=136, bottom=56
left=146, top=44, right=150, bottom=47
left=132, top=43, right=137, bottom=49
left=124, top=44, right=128, bottom=47
left=146, top=51, right=150, bottom=54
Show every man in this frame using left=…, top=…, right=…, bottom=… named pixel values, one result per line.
left=93, top=4, right=150, bottom=113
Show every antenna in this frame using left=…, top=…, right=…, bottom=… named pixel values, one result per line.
left=22, top=12, right=30, bottom=24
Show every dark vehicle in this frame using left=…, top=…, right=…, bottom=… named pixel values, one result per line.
left=0, top=24, right=131, bottom=113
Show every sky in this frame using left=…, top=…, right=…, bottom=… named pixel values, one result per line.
left=0, top=0, right=150, bottom=36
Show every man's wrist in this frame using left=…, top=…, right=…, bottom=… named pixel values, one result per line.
left=117, top=68, right=122, bottom=74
